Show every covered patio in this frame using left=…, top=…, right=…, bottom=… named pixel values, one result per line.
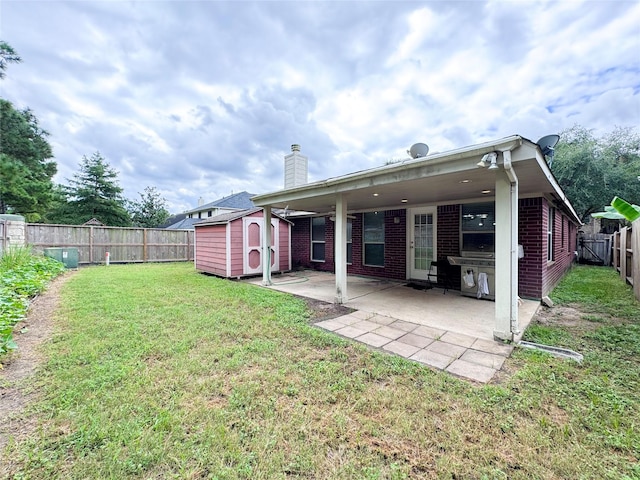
left=250, top=270, right=540, bottom=382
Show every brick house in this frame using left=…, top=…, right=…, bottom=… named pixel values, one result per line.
left=251, top=136, right=581, bottom=342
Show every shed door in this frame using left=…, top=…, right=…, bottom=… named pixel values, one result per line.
left=243, top=217, right=279, bottom=275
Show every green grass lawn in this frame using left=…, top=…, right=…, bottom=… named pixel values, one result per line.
left=3, top=263, right=639, bottom=479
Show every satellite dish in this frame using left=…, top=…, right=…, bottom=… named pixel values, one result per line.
left=408, top=143, right=429, bottom=159
left=537, top=134, right=560, bottom=156
left=537, top=134, right=560, bottom=166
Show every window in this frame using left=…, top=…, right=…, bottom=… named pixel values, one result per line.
left=547, top=206, right=555, bottom=261
left=363, top=212, right=384, bottom=266
left=347, top=220, right=353, bottom=264
left=461, top=202, right=495, bottom=253
left=208, top=210, right=212, bottom=217
left=198, top=212, right=202, bottom=219
left=311, top=217, right=325, bottom=261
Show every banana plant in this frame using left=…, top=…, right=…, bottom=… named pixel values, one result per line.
left=592, top=196, right=640, bottom=222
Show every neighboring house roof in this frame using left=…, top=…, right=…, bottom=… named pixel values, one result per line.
left=160, top=213, right=187, bottom=228
left=165, top=218, right=203, bottom=230
left=83, top=217, right=105, bottom=226
left=184, top=191, right=256, bottom=215
left=194, top=207, right=293, bottom=227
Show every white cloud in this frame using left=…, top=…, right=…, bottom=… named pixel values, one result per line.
left=1, top=0, right=638, bottom=214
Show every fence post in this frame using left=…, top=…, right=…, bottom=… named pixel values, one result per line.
left=143, top=229, right=148, bottom=262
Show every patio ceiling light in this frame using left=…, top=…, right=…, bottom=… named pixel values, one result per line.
left=481, top=189, right=491, bottom=194
left=401, top=199, right=408, bottom=203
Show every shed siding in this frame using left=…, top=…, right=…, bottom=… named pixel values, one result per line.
left=195, top=225, right=228, bottom=276
left=229, top=218, right=244, bottom=277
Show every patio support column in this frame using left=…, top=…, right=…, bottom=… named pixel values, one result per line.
left=262, top=205, right=272, bottom=286
left=494, top=150, right=519, bottom=341
left=334, top=193, right=348, bottom=304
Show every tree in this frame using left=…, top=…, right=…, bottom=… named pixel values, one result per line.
left=49, top=152, right=131, bottom=226
left=128, top=186, right=170, bottom=228
left=0, top=41, right=21, bottom=79
left=0, top=99, right=56, bottom=221
left=551, top=125, right=640, bottom=222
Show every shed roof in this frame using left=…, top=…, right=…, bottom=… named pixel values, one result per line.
left=194, top=207, right=293, bottom=227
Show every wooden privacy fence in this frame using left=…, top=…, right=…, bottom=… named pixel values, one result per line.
left=26, top=224, right=194, bottom=265
left=578, top=233, right=612, bottom=266
left=612, top=222, right=640, bottom=301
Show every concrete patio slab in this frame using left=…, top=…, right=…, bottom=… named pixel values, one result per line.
left=383, top=340, right=422, bottom=357
left=439, top=331, right=477, bottom=348
left=459, top=349, right=506, bottom=370
left=357, top=332, right=391, bottom=348
left=397, top=332, right=435, bottom=349
left=471, top=338, right=514, bottom=356
left=373, top=325, right=407, bottom=340
left=446, top=359, right=497, bottom=383
left=410, top=349, right=455, bottom=370
left=426, top=340, right=467, bottom=359
left=250, top=270, right=541, bottom=383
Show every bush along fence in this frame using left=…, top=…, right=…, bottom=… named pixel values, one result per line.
left=612, top=220, right=639, bottom=301
left=0, top=216, right=194, bottom=265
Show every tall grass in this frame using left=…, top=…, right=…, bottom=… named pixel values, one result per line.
left=0, top=245, right=37, bottom=272
left=2, top=263, right=638, bottom=479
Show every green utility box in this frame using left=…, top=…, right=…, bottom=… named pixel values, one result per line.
left=44, top=247, right=79, bottom=268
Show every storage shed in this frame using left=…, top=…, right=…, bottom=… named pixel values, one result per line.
left=194, top=208, right=292, bottom=278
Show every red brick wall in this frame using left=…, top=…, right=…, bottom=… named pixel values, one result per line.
left=291, top=217, right=311, bottom=269
left=518, top=197, right=578, bottom=299
left=518, top=198, right=544, bottom=298
left=291, top=210, right=407, bottom=280
left=437, top=204, right=461, bottom=288
left=289, top=199, right=578, bottom=299
left=541, top=199, right=577, bottom=297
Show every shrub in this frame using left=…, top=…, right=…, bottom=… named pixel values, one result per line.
left=0, top=247, right=66, bottom=356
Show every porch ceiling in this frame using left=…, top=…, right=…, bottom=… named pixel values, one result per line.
left=253, top=136, right=565, bottom=215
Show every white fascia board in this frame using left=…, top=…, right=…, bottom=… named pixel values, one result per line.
left=253, top=136, right=524, bottom=207
left=531, top=149, right=582, bottom=225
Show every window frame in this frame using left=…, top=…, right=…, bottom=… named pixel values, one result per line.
left=363, top=211, right=385, bottom=267
left=547, top=206, right=555, bottom=262
left=311, top=216, right=326, bottom=262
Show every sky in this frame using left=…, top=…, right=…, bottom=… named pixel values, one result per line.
left=2, top=1, right=639, bottom=214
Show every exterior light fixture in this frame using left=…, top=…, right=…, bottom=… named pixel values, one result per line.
left=459, top=179, right=471, bottom=183
left=481, top=189, right=491, bottom=194
left=477, top=152, right=498, bottom=169
left=373, top=193, right=379, bottom=197
left=401, top=199, right=408, bottom=203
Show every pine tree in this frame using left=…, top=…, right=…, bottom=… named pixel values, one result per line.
left=0, top=99, right=56, bottom=220
left=50, top=152, right=131, bottom=226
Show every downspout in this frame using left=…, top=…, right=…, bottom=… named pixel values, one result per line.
left=501, top=149, right=519, bottom=336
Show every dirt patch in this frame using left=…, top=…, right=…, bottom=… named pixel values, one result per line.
left=532, top=304, right=614, bottom=335
left=0, top=272, right=74, bottom=452
left=300, top=296, right=355, bottom=323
